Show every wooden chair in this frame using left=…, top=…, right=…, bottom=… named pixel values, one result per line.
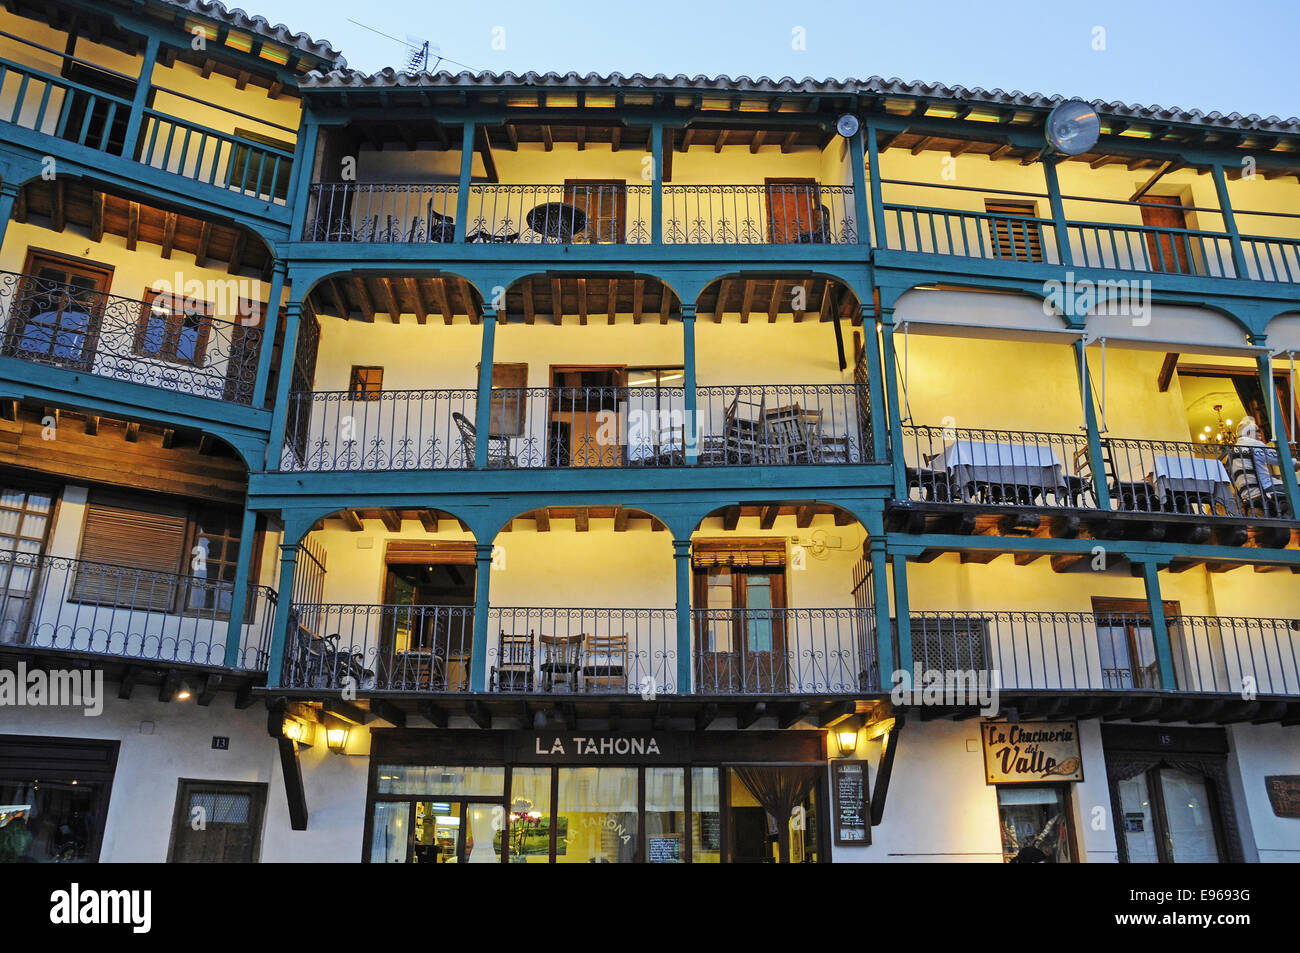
left=580, top=634, right=629, bottom=692
left=1073, top=446, right=1159, bottom=512
left=724, top=395, right=766, bottom=463
left=539, top=633, right=583, bottom=692
left=491, top=631, right=535, bottom=692
left=764, top=404, right=816, bottom=464
left=452, top=412, right=515, bottom=468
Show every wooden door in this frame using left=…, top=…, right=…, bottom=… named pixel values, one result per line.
left=765, top=178, right=823, bottom=244
left=563, top=180, right=627, bottom=243
left=695, top=568, right=788, bottom=692
left=1139, top=195, right=1192, bottom=274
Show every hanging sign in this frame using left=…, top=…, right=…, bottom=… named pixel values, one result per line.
left=982, top=721, right=1083, bottom=784
left=1265, top=776, right=1300, bottom=819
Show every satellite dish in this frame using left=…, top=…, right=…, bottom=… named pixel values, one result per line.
left=836, top=113, right=860, bottom=138
left=1045, top=99, right=1101, bottom=156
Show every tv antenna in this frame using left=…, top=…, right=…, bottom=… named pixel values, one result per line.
left=347, top=18, right=479, bottom=73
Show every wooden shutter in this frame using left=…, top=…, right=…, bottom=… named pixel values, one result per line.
left=71, top=495, right=188, bottom=609
left=487, top=362, right=528, bottom=436
left=984, top=200, right=1044, bottom=262
left=692, top=538, right=787, bottom=569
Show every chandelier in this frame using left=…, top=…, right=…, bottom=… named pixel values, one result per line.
left=1197, top=404, right=1236, bottom=445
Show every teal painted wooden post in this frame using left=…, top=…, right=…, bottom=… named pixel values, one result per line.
left=878, top=309, right=906, bottom=496
left=222, top=507, right=259, bottom=668
left=252, top=261, right=287, bottom=410
left=0, top=180, right=21, bottom=249
left=454, top=120, right=476, bottom=243
left=119, top=34, right=160, bottom=160
left=474, top=310, right=497, bottom=469
left=673, top=538, right=693, bottom=694
left=266, top=301, right=302, bottom=472
left=1136, top=560, right=1177, bottom=690
left=861, top=304, right=888, bottom=463
left=1041, top=159, right=1073, bottom=267
left=865, top=122, right=886, bottom=250
left=287, top=119, right=320, bottom=241
left=1210, top=163, right=1250, bottom=279
left=848, top=129, right=870, bottom=245
left=867, top=537, right=894, bottom=690
left=265, top=531, right=305, bottom=688
left=1074, top=338, right=1112, bottom=511
left=1255, top=346, right=1300, bottom=517
left=650, top=122, right=664, bottom=244
left=470, top=542, right=494, bottom=692
left=890, top=553, right=912, bottom=679
left=682, top=305, right=698, bottom=464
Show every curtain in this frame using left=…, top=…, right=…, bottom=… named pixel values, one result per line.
left=1104, top=755, right=1243, bottom=863
left=732, top=766, right=820, bottom=863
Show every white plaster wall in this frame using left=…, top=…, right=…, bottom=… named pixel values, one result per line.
left=0, top=696, right=370, bottom=862
left=1226, top=723, right=1300, bottom=862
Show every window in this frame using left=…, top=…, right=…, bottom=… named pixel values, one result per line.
left=996, top=785, right=1075, bottom=862
left=3, top=250, right=113, bottom=370
left=72, top=492, right=244, bottom=615
left=693, top=541, right=788, bottom=693
left=487, top=363, right=528, bottom=436
left=627, top=367, right=685, bottom=461
left=167, top=780, right=268, bottom=862
left=984, top=200, right=1045, bottom=262
left=0, top=483, right=55, bottom=642
left=0, top=736, right=118, bottom=863
left=135, top=290, right=212, bottom=366
left=348, top=365, right=384, bottom=400
left=1092, top=598, right=1178, bottom=690
left=563, top=179, right=628, bottom=243
left=914, top=615, right=990, bottom=673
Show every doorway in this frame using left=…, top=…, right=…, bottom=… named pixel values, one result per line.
left=1138, top=195, right=1194, bottom=274
left=381, top=544, right=476, bottom=691
left=1092, top=597, right=1179, bottom=689
left=695, top=564, right=788, bottom=692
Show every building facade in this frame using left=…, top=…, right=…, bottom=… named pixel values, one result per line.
left=0, top=0, right=1298, bottom=863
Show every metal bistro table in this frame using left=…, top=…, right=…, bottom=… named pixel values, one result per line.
left=1151, top=454, right=1240, bottom=515
left=526, top=203, right=587, bottom=243
left=936, top=439, right=1068, bottom=504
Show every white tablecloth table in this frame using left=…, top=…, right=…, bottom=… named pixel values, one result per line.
left=937, top=440, right=1067, bottom=502
left=1151, top=455, right=1239, bottom=515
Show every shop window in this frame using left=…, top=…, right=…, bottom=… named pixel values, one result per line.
left=1116, top=767, right=1225, bottom=863
left=167, top=780, right=268, bottom=862
left=0, top=736, right=118, bottom=863
left=996, top=785, right=1076, bottom=862
left=348, top=365, right=383, bottom=399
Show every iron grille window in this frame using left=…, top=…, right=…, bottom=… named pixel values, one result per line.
left=348, top=365, right=384, bottom=400
left=917, top=616, right=990, bottom=673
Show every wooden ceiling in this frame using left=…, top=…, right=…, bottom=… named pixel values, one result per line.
left=15, top=178, right=273, bottom=278
left=308, top=273, right=859, bottom=325
left=0, top=400, right=247, bottom=504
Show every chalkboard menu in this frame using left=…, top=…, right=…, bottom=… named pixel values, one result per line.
left=832, top=761, right=870, bottom=846
left=647, top=835, right=681, bottom=863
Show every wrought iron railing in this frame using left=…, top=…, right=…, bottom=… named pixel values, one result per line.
left=137, top=110, right=294, bottom=202
left=487, top=607, right=676, bottom=694
left=692, top=607, right=874, bottom=694
left=279, top=389, right=478, bottom=471
left=0, top=551, right=274, bottom=671
left=911, top=610, right=1300, bottom=696
left=1065, top=220, right=1236, bottom=277
left=467, top=183, right=652, bottom=244
left=285, top=603, right=475, bottom=692
left=695, top=385, right=873, bottom=465
left=664, top=185, right=857, bottom=244
left=900, top=426, right=1092, bottom=507
left=0, top=270, right=263, bottom=404
left=1100, top=438, right=1291, bottom=519
left=882, top=204, right=1062, bottom=262
left=304, top=182, right=460, bottom=242
left=1170, top=615, right=1300, bottom=696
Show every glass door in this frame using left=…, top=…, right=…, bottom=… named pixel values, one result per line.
left=0, top=484, right=54, bottom=644
left=1116, top=766, right=1225, bottom=863
left=695, top=567, right=788, bottom=692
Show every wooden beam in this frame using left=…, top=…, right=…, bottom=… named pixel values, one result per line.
left=534, top=508, right=550, bottom=533
left=780, top=131, right=798, bottom=153
left=540, top=125, right=553, bottom=151
left=404, top=278, right=427, bottom=324
left=749, top=129, right=767, bottom=154
left=607, top=279, right=617, bottom=324
left=378, top=277, right=401, bottom=323
left=796, top=505, right=815, bottom=529
left=714, top=129, right=729, bottom=153
left=722, top=506, right=741, bottom=531
left=196, top=674, right=221, bottom=706
left=430, top=278, right=451, bottom=325
left=160, top=428, right=175, bottom=449
left=574, top=508, right=589, bottom=533
left=659, top=287, right=671, bottom=325
left=613, top=507, right=629, bottom=532
left=577, top=277, right=587, bottom=325
left=89, top=190, right=105, bottom=242
left=760, top=505, right=780, bottom=530
left=521, top=279, right=535, bottom=325
left=1050, top=553, right=1086, bottom=573
left=84, top=415, right=99, bottom=436
left=632, top=279, right=644, bottom=324
left=126, top=201, right=139, bottom=250
left=124, top=421, right=139, bottom=443
left=1157, top=352, right=1179, bottom=392
left=551, top=277, right=564, bottom=324
left=160, top=212, right=177, bottom=259
left=50, top=178, right=65, bottom=232
left=767, top=280, right=783, bottom=322
left=739, top=281, right=755, bottom=323
left=379, top=510, right=402, bottom=532
left=351, top=277, right=375, bottom=322
left=341, top=510, right=364, bottom=532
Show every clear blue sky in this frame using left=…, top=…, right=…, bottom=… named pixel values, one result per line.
left=253, top=0, right=1299, bottom=120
